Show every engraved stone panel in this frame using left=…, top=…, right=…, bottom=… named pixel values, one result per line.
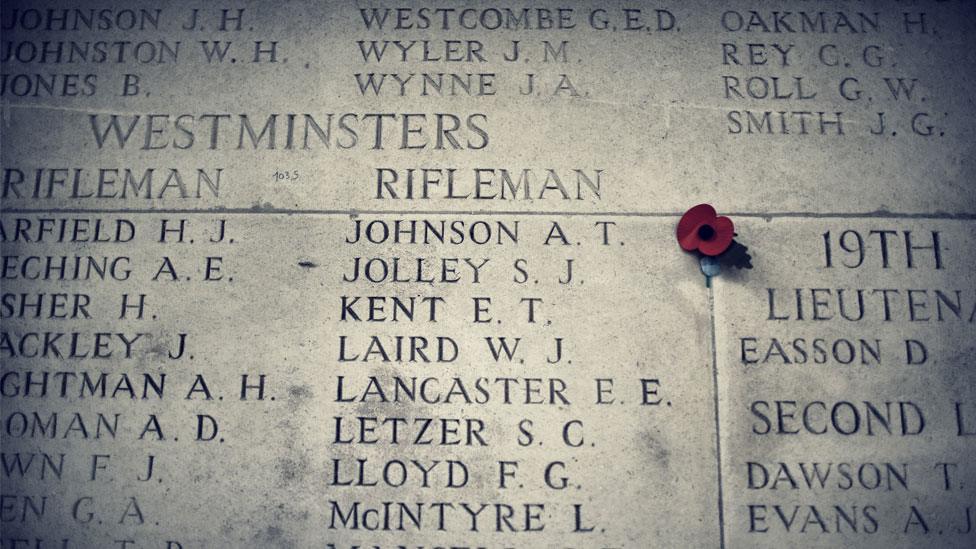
left=1, top=1, right=974, bottom=548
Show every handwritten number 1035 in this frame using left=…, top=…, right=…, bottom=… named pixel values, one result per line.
left=272, top=170, right=299, bottom=182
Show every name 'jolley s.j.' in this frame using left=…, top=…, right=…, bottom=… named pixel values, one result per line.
left=2, top=112, right=603, bottom=202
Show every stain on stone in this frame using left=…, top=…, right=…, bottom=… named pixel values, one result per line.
left=250, top=201, right=276, bottom=211
left=276, top=452, right=311, bottom=487
left=642, top=434, right=671, bottom=468
left=143, top=341, right=170, bottom=359
left=277, top=458, right=302, bottom=483
left=288, top=384, right=313, bottom=400
left=254, top=525, right=295, bottom=549
left=279, top=462, right=296, bottom=482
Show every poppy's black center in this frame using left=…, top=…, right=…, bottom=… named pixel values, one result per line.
left=697, top=224, right=716, bottom=240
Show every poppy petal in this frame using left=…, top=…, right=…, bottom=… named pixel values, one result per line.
left=676, top=204, right=717, bottom=251
left=699, top=216, right=734, bottom=256
left=678, top=227, right=705, bottom=251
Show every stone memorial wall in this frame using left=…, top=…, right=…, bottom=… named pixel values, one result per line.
left=1, top=1, right=974, bottom=548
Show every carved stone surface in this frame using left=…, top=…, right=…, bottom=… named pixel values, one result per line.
left=1, top=1, right=973, bottom=548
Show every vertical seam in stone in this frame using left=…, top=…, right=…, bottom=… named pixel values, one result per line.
left=708, top=284, right=727, bottom=549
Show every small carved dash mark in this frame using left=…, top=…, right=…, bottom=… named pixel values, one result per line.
left=298, top=260, right=317, bottom=269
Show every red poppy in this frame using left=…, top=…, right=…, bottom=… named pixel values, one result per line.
left=676, top=204, right=735, bottom=256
